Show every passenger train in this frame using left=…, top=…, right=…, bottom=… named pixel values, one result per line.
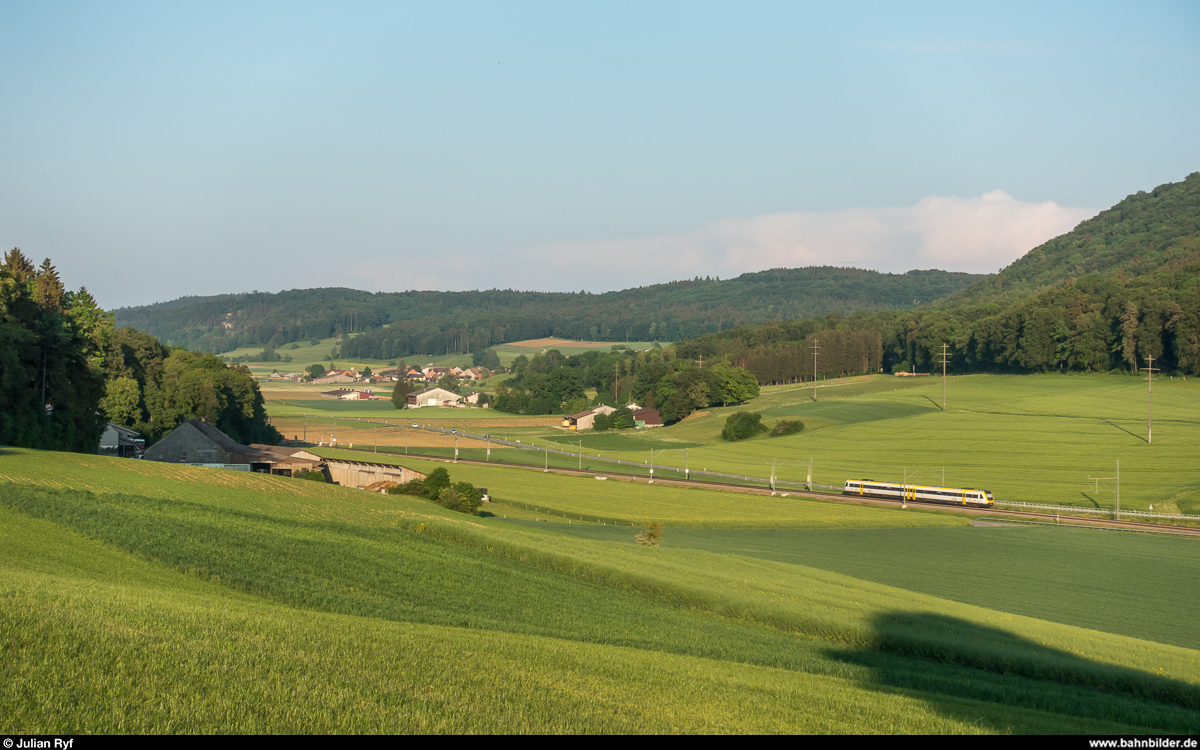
left=843, top=480, right=993, bottom=508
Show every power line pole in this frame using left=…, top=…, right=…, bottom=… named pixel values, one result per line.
left=1145, top=355, right=1159, bottom=444
left=767, top=458, right=787, bottom=495
left=649, top=449, right=665, bottom=484
left=811, top=338, right=821, bottom=401
left=940, top=343, right=950, bottom=411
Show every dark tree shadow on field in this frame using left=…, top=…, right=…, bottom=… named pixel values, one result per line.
left=1105, top=419, right=1147, bottom=443
left=825, top=611, right=1200, bottom=734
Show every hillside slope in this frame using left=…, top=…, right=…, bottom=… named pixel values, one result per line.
left=952, top=171, right=1200, bottom=302
left=680, top=172, right=1200, bottom=379
left=2, top=449, right=1199, bottom=733
left=114, top=267, right=984, bottom=356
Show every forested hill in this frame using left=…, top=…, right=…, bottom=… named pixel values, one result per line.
left=951, top=171, right=1200, bottom=303
left=114, top=267, right=984, bottom=356
left=679, top=172, right=1200, bottom=382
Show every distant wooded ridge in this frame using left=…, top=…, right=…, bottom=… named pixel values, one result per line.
left=114, top=267, right=985, bottom=357
left=683, top=172, right=1200, bottom=380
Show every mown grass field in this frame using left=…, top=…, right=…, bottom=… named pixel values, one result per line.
left=229, top=335, right=656, bottom=376
left=3, top=447, right=1200, bottom=733
left=537, top=521, right=1200, bottom=652
left=330, top=373, right=1199, bottom=514
left=225, top=334, right=477, bottom=375
left=490, top=339, right=656, bottom=368
left=311, top=449, right=974, bottom=529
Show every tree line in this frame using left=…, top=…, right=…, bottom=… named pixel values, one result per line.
left=677, top=262, right=1200, bottom=380
left=115, top=268, right=983, bottom=356
left=1, top=249, right=279, bottom=453
left=490, top=347, right=759, bottom=425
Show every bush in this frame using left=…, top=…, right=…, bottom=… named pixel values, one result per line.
left=293, top=468, right=326, bottom=482
left=439, top=483, right=483, bottom=515
left=423, top=467, right=451, bottom=496
left=385, top=470, right=482, bottom=515
left=721, top=411, right=767, bottom=441
left=770, top=419, right=805, bottom=437
left=611, top=406, right=635, bottom=430
left=636, top=521, right=664, bottom=546
left=386, top=479, right=427, bottom=497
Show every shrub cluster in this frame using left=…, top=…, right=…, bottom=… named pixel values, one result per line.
left=721, top=411, right=767, bottom=442
left=386, top=467, right=483, bottom=515
left=770, top=420, right=805, bottom=437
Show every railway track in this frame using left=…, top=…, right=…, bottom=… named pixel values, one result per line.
left=327, top=444, right=1200, bottom=537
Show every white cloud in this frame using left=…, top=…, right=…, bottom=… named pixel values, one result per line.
left=483, top=191, right=1097, bottom=291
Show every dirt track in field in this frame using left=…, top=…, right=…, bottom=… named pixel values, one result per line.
left=272, top=418, right=492, bottom=449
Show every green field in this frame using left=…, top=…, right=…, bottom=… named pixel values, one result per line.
left=489, top=339, right=657, bottom=368
left=3, top=447, right=1200, bottom=733
left=275, top=373, right=1200, bottom=515
left=226, top=335, right=657, bottom=377
left=225, top=335, right=476, bottom=376
left=538, top=522, right=1200, bottom=651
left=311, top=449, right=974, bottom=529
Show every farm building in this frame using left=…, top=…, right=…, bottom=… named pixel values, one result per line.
left=143, top=419, right=321, bottom=476
left=407, top=387, right=463, bottom=408
left=563, top=410, right=598, bottom=430
left=562, top=404, right=619, bottom=430
left=322, top=457, right=427, bottom=488
left=99, top=423, right=143, bottom=458
left=632, top=408, right=663, bottom=428
left=312, top=370, right=357, bottom=385
left=142, top=420, right=429, bottom=488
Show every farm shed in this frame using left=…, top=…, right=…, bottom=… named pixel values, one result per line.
left=632, top=408, right=663, bottom=428
left=99, top=423, right=142, bottom=458
left=563, top=410, right=598, bottom=430
left=407, top=387, right=463, bottom=408
left=323, top=457, right=427, bottom=488
left=143, top=419, right=320, bottom=476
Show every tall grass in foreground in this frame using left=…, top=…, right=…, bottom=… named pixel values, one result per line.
left=3, top=476, right=1200, bottom=727
left=2, top=498, right=1194, bottom=734
left=3, top=448, right=1200, bottom=732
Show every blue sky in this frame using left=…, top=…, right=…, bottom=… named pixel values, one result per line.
left=2, top=1, right=1197, bottom=308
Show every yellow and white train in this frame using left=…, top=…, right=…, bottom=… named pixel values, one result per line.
left=843, top=480, right=993, bottom=507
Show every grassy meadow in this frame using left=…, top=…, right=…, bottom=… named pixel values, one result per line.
left=270, top=373, right=1200, bottom=515
left=226, top=335, right=657, bottom=378
left=3, top=446, right=1200, bottom=733
left=489, top=338, right=657, bottom=368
